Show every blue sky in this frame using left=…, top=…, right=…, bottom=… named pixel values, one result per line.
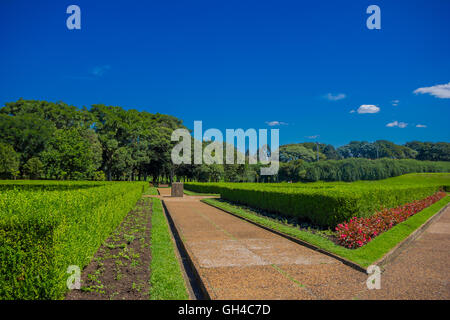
left=1, top=0, right=449, bottom=147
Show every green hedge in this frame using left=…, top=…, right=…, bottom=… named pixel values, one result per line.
left=0, top=181, right=147, bottom=300
left=185, top=174, right=450, bottom=227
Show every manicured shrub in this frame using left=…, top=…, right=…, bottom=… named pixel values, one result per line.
left=185, top=174, right=449, bottom=227
left=335, top=191, right=446, bottom=248
left=0, top=181, right=147, bottom=300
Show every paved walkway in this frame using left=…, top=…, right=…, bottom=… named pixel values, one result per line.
left=355, top=204, right=450, bottom=300
left=153, top=188, right=450, bottom=300
left=155, top=188, right=366, bottom=299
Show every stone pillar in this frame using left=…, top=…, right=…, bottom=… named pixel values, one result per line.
left=171, top=182, right=184, bottom=197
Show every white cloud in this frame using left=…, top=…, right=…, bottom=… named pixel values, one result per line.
left=391, top=100, right=399, bottom=106
left=265, top=121, right=287, bottom=126
left=325, top=93, right=346, bottom=101
left=413, top=82, right=450, bottom=99
left=386, top=121, right=397, bottom=127
left=416, top=124, right=427, bottom=128
left=386, top=121, right=408, bottom=128
left=91, top=65, right=111, bottom=77
left=306, top=135, right=320, bottom=139
left=349, top=110, right=356, bottom=113
left=357, top=105, right=380, bottom=114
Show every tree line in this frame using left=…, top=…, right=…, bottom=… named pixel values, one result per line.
left=0, top=99, right=449, bottom=182
left=0, top=99, right=183, bottom=181
left=279, top=140, right=450, bottom=163
left=278, top=158, right=450, bottom=182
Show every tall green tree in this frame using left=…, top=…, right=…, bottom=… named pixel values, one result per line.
left=0, top=114, right=55, bottom=164
left=0, top=143, right=20, bottom=179
left=23, top=157, right=44, bottom=179
left=40, top=128, right=101, bottom=180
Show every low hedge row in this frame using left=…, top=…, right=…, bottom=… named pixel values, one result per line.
left=336, top=191, right=447, bottom=248
left=185, top=174, right=449, bottom=227
left=0, top=181, right=147, bottom=300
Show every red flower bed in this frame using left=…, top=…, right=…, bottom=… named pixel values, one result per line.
left=335, top=191, right=446, bottom=249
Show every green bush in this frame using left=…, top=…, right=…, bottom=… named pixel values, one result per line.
left=186, top=174, right=450, bottom=227
left=0, top=180, right=107, bottom=192
left=0, top=181, right=147, bottom=300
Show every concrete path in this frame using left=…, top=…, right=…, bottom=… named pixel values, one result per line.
left=152, top=188, right=450, bottom=299
left=355, top=204, right=450, bottom=300
left=155, top=188, right=366, bottom=299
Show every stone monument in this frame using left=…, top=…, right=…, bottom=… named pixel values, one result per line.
left=171, top=182, right=184, bottom=197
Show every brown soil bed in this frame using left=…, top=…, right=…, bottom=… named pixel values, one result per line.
left=66, top=198, right=152, bottom=300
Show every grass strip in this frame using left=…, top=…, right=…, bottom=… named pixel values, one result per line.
left=144, top=185, right=159, bottom=196
left=149, top=197, right=189, bottom=300
left=202, top=195, right=450, bottom=269
left=183, top=189, right=219, bottom=196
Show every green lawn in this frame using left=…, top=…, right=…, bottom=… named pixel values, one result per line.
left=183, top=189, right=219, bottom=196
left=202, top=195, right=450, bottom=269
left=149, top=195, right=189, bottom=300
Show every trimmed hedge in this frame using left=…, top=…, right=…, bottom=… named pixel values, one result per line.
left=185, top=174, right=450, bottom=227
left=0, top=181, right=107, bottom=191
left=0, top=181, right=147, bottom=300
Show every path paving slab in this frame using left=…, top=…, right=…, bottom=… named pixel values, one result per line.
left=356, top=206, right=450, bottom=300
left=158, top=188, right=366, bottom=299
left=155, top=188, right=450, bottom=300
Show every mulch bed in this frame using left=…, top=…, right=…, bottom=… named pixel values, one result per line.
left=66, top=198, right=152, bottom=300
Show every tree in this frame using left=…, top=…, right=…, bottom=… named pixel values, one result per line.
left=0, top=143, right=20, bottom=179
left=110, top=146, right=134, bottom=180
left=40, top=128, right=101, bottom=180
left=23, top=157, right=44, bottom=179
left=323, top=144, right=341, bottom=160
left=1, top=99, right=93, bottom=129
left=405, top=141, right=450, bottom=161
left=337, top=140, right=418, bottom=160
left=0, top=114, right=55, bottom=164
left=279, top=145, right=323, bottom=162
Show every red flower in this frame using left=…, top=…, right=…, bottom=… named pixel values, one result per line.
left=335, top=191, right=446, bottom=249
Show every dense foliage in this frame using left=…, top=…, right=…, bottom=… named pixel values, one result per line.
left=0, top=142, right=19, bottom=179
left=280, top=140, right=450, bottom=163
left=405, top=141, right=450, bottom=161
left=185, top=174, right=450, bottom=227
left=278, top=158, right=450, bottom=182
left=0, top=99, right=448, bottom=183
left=335, top=191, right=446, bottom=248
left=0, top=99, right=184, bottom=181
left=0, top=181, right=147, bottom=299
